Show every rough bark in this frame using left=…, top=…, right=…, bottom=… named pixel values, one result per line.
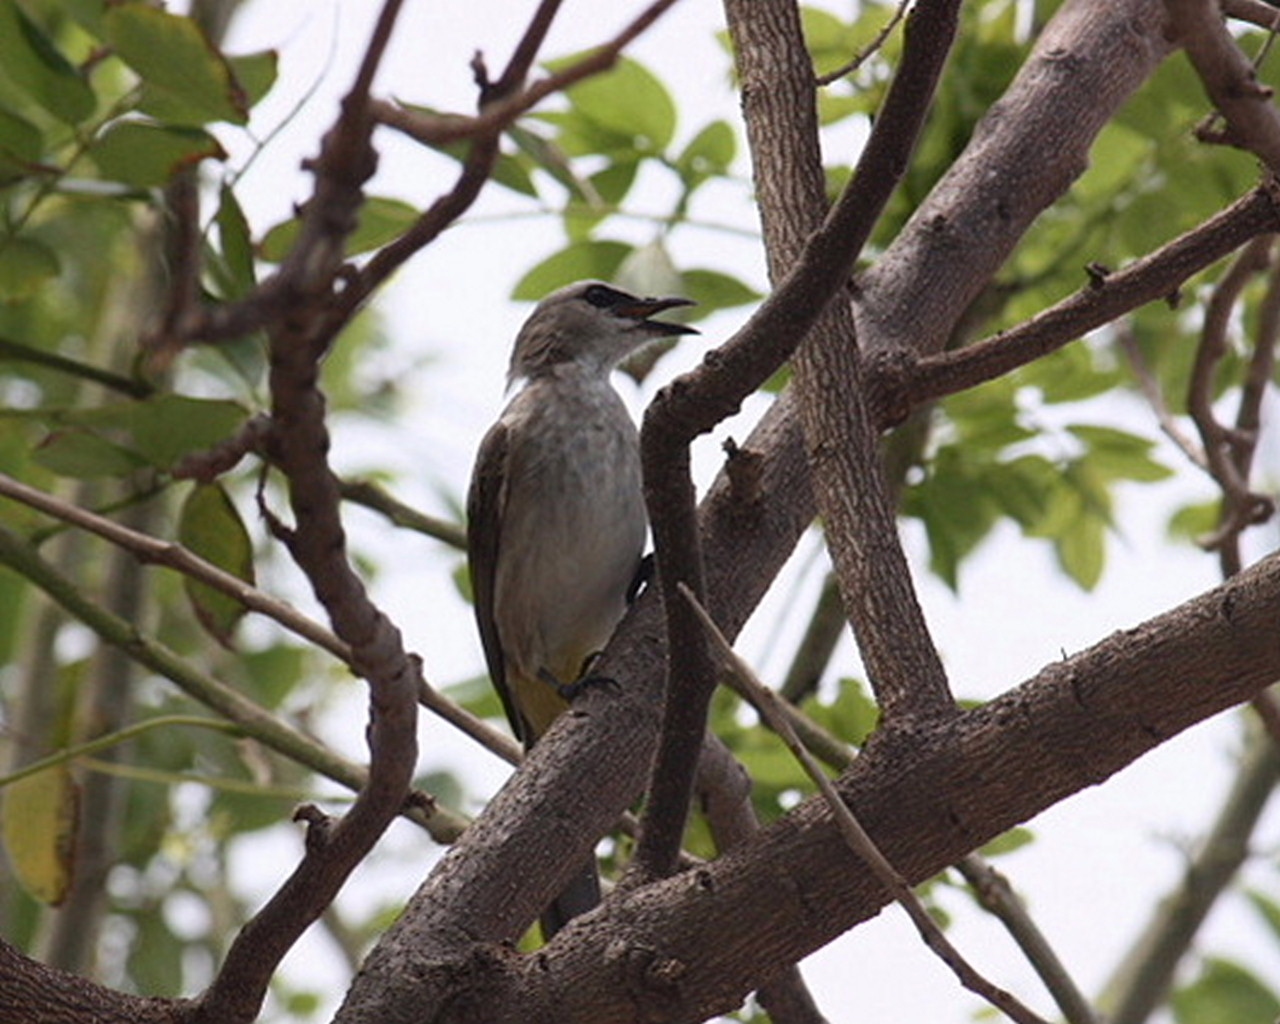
left=341, top=554, right=1280, bottom=1024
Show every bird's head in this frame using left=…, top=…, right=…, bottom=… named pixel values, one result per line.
left=508, top=280, right=697, bottom=384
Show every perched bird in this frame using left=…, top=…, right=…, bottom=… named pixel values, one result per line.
left=466, top=280, right=696, bottom=937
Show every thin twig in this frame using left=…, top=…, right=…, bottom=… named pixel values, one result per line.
left=369, top=0, right=684, bottom=148
left=815, top=0, right=911, bottom=86
left=678, top=583, right=1052, bottom=1024
left=956, top=856, right=1102, bottom=1024
left=1165, top=0, right=1280, bottom=172
left=0, top=470, right=520, bottom=766
left=1118, top=327, right=1208, bottom=471
left=0, top=335, right=153, bottom=398
left=904, top=186, right=1280, bottom=418
left=0, top=523, right=464, bottom=843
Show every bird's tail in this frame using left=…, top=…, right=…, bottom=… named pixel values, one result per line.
left=539, top=857, right=601, bottom=940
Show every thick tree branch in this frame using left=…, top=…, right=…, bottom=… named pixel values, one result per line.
left=736, top=0, right=961, bottom=725
left=1165, top=0, right=1280, bottom=172
left=681, top=584, right=1051, bottom=1024
left=856, top=0, right=1175, bottom=356
left=903, top=185, right=1280, bottom=413
left=432, top=555, right=1280, bottom=1024
left=334, top=4, right=1194, bottom=1019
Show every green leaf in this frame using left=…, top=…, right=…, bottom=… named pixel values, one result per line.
left=1053, top=503, right=1106, bottom=590
left=227, top=50, right=279, bottom=111
left=511, top=241, right=632, bottom=300
left=676, top=120, right=735, bottom=184
left=212, top=184, right=256, bottom=298
left=1021, top=343, right=1123, bottom=404
left=980, top=826, right=1034, bottom=857
left=91, top=121, right=226, bottom=188
left=257, top=195, right=419, bottom=263
left=241, top=645, right=308, bottom=711
left=1168, top=500, right=1219, bottom=543
left=1172, top=958, right=1280, bottom=1024
left=126, top=909, right=185, bottom=997
left=903, top=448, right=999, bottom=589
left=1067, top=423, right=1173, bottom=483
left=986, top=455, right=1057, bottom=529
left=804, top=677, right=879, bottom=747
left=555, top=55, right=677, bottom=154
left=0, top=235, right=60, bottom=302
left=75, top=394, right=248, bottom=470
left=680, top=269, right=761, bottom=317
left=103, top=4, right=248, bottom=126
left=178, top=483, right=255, bottom=646
left=32, top=428, right=145, bottom=478
left=0, top=103, right=43, bottom=182
left=1247, top=889, right=1280, bottom=946
left=1, top=765, right=78, bottom=905
left=0, top=0, right=96, bottom=124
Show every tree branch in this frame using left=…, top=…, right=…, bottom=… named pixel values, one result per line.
left=196, top=3, right=421, bottom=1017
left=1164, top=0, right=1280, bottom=172
left=0, top=470, right=518, bottom=766
left=902, top=185, right=1280, bottom=414
left=680, top=584, right=1052, bottom=1024
left=432, top=554, right=1280, bottom=1024
left=0, top=524, right=463, bottom=843
left=366, top=0, right=684, bottom=147
left=857, top=0, right=1175, bottom=356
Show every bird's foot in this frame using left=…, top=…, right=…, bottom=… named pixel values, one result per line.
left=537, top=666, right=619, bottom=702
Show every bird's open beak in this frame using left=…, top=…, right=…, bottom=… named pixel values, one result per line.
left=615, top=296, right=699, bottom=336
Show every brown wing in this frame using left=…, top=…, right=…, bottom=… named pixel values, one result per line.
left=466, top=420, right=530, bottom=746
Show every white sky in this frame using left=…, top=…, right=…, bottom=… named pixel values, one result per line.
left=205, top=2, right=1280, bottom=1021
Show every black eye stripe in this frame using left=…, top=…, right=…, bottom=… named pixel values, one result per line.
left=583, top=284, right=632, bottom=309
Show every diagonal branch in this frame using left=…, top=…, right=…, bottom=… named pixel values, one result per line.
left=632, top=0, right=960, bottom=883
left=901, top=185, right=1280, bottom=415
left=0, top=524, right=464, bottom=842
left=367, top=0, right=684, bottom=147
left=680, top=583, right=1052, bottom=1024
left=0, top=471, right=518, bottom=766
left=1164, top=0, right=1280, bottom=172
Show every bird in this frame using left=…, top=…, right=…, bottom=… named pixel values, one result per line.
left=466, top=279, right=696, bottom=938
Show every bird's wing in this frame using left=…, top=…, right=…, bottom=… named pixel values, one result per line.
left=466, top=420, right=530, bottom=746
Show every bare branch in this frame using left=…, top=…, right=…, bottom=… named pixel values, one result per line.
left=0, top=472, right=518, bottom=767
left=1119, top=326, right=1209, bottom=471
left=680, top=583, right=1052, bottom=1024
left=0, top=523, right=463, bottom=843
left=197, top=2, right=421, bottom=1015
left=369, top=0, right=683, bottom=148
left=1223, top=0, right=1280, bottom=29
left=956, top=856, right=1102, bottom=1024
left=814, top=0, right=911, bottom=87
left=1187, top=235, right=1277, bottom=563
left=903, top=186, right=1280, bottom=415
left=1165, top=0, right=1280, bottom=171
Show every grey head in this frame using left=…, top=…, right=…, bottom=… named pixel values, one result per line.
left=507, top=280, right=697, bottom=385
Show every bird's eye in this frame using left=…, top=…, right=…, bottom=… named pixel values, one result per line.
left=583, top=284, right=629, bottom=309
